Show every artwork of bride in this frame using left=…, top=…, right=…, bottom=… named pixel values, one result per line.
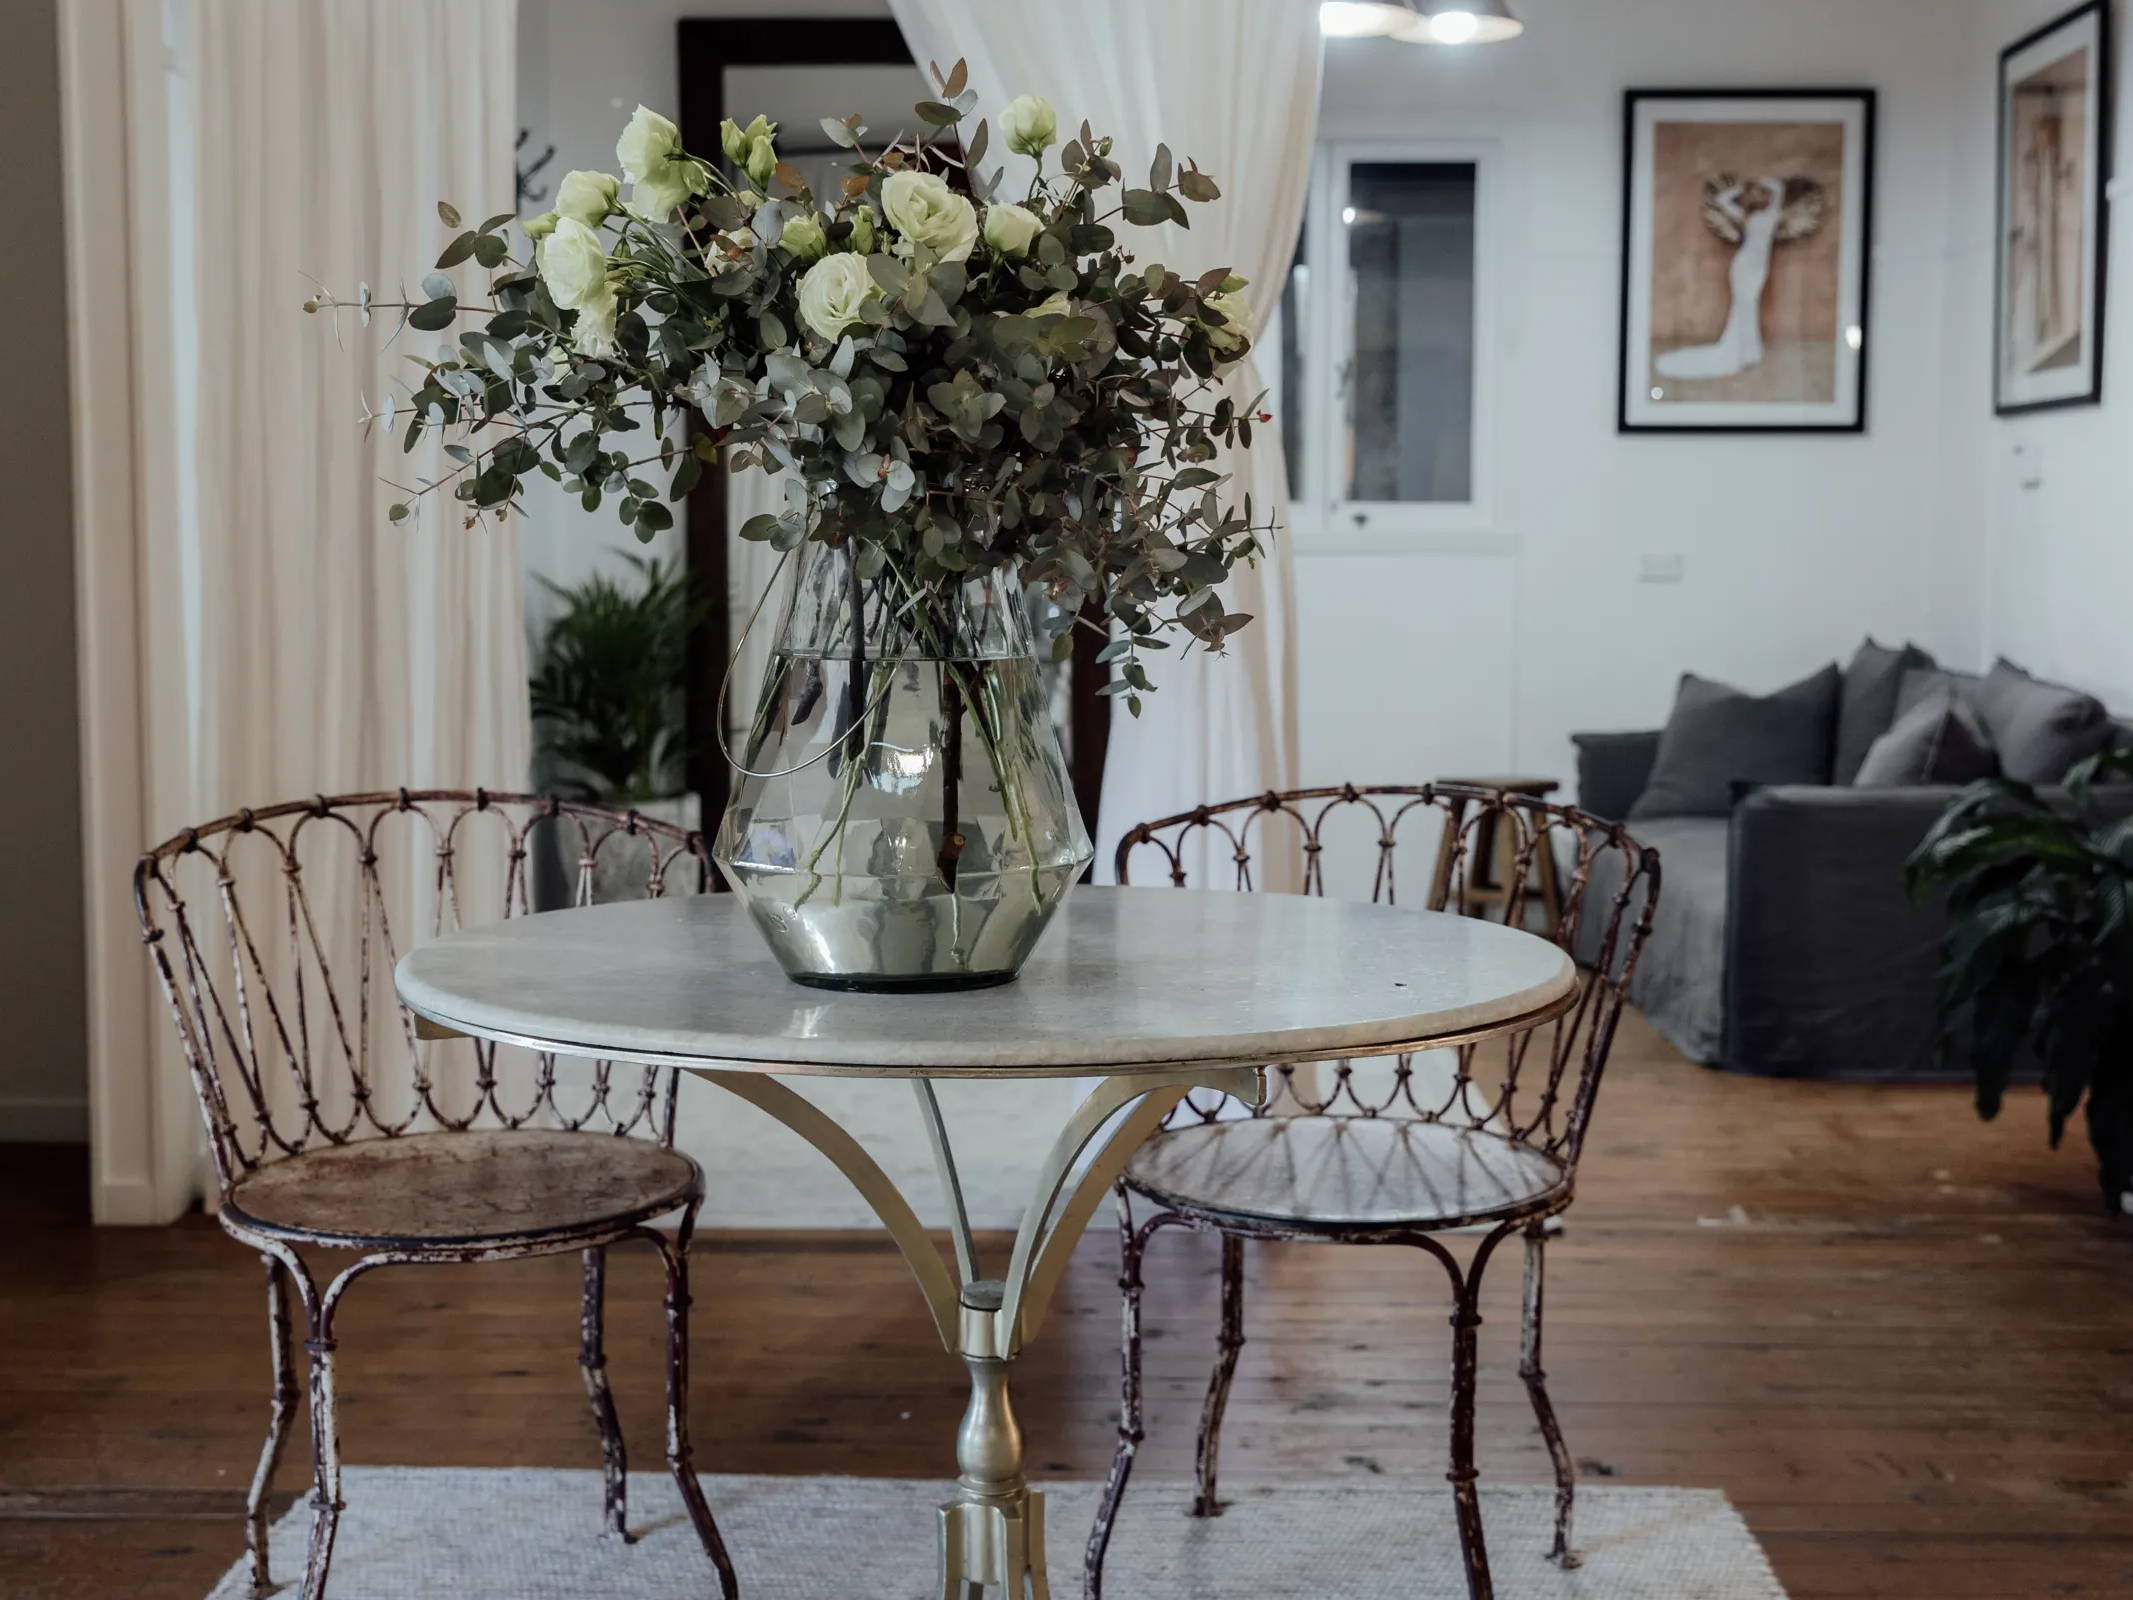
left=1619, top=90, right=1875, bottom=433
left=1654, top=174, right=1827, bottom=383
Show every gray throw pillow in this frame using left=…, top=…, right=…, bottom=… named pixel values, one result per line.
left=1974, top=658, right=2111, bottom=785
left=1833, top=638, right=1937, bottom=784
left=1630, top=665, right=1842, bottom=819
left=1896, top=666, right=1983, bottom=719
left=1853, top=690, right=1998, bottom=787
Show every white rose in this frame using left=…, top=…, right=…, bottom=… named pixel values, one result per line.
left=1001, top=95, right=1059, bottom=158
left=982, top=203, right=1042, bottom=258
left=1202, top=288, right=1253, bottom=354
left=881, top=169, right=979, bottom=263
left=555, top=169, right=620, bottom=228
left=537, top=217, right=611, bottom=311
left=798, top=252, right=881, bottom=341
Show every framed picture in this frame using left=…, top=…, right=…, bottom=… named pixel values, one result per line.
left=1996, top=0, right=2112, bottom=415
left=1619, top=89, right=1876, bottom=433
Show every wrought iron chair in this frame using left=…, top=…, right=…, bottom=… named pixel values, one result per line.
left=1085, top=785, right=1659, bottom=1600
left=133, top=791, right=739, bottom=1600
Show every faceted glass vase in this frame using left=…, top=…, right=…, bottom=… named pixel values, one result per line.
left=713, top=543, right=1094, bottom=991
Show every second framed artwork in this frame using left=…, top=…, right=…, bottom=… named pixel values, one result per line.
left=1619, top=89, right=1876, bottom=433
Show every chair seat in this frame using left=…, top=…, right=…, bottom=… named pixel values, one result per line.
left=1124, top=1115, right=1568, bottom=1233
left=223, top=1129, right=701, bottom=1248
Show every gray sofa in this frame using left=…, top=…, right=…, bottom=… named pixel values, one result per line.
left=1573, top=670, right=2133, bottom=1082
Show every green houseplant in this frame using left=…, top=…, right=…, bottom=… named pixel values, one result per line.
left=1905, top=748, right=2133, bottom=1210
left=530, top=552, right=706, bottom=804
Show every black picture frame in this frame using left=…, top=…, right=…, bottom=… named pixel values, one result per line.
left=1617, top=87, right=1877, bottom=435
left=1993, top=0, right=2113, bottom=417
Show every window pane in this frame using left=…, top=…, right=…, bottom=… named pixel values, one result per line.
left=1344, top=162, right=1476, bottom=504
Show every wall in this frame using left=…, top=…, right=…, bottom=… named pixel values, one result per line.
left=1941, top=0, right=2133, bottom=710
left=1298, top=0, right=1980, bottom=790
left=0, top=0, right=86, bottom=1142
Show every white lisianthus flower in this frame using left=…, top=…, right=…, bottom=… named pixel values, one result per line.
left=555, top=169, right=620, bottom=228
left=847, top=208, right=878, bottom=254
left=745, top=132, right=779, bottom=191
left=1001, top=95, right=1059, bottom=158
left=1202, top=288, right=1253, bottom=355
left=521, top=210, right=559, bottom=240
left=1027, top=291, right=1073, bottom=319
left=778, top=211, right=828, bottom=261
left=537, top=217, right=620, bottom=356
left=617, top=105, right=684, bottom=183
left=720, top=114, right=775, bottom=165
left=616, top=104, right=707, bottom=220
left=881, top=170, right=979, bottom=263
left=982, top=203, right=1042, bottom=258
left=797, top=252, right=881, bottom=341
left=571, top=294, right=621, bottom=360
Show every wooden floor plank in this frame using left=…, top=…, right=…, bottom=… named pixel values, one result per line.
left=3, top=1011, right=2130, bottom=1598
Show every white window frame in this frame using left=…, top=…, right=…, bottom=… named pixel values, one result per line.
left=1284, top=138, right=1500, bottom=552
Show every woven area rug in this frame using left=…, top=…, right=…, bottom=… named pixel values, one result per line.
left=211, top=1468, right=1788, bottom=1598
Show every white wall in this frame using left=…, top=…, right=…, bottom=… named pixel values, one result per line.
left=1299, top=0, right=1980, bottom=789
left=1941, top=0, right=2133, bottom=711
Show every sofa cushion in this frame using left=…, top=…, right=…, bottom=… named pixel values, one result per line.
left=1854, top=689, right=1998, bottom=787
left=1834, top=638, right=1937, bottom=785
left=1573, top=815, right=1728, bottom=1063
left=1630, top=665, right=1842, bottom=819
left=1974, top=658, right=2112, bottom=784
left=1897, top=666, right=1983, bottom=719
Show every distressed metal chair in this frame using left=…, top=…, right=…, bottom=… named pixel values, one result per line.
left=133, top=791, right=739, bottom=1600
left=1085, top=785, right=1659, bottom=1600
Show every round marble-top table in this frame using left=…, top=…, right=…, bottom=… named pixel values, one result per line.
left=396, top=886, right=1576, bottom=1599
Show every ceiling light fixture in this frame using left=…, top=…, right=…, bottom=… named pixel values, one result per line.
left=1318, top=1, right=1525, bottom=44
left=1395, top=2, right=1524, bottom=43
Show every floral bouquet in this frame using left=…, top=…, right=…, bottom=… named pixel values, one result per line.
left=314, top=61, right=1270, bottom=988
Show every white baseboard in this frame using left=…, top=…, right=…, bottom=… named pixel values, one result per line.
left=0, top=1095, right=89, bottom=1143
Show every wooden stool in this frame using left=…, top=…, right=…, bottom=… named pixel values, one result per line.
left=1429, top=776, right=1565, bottom=935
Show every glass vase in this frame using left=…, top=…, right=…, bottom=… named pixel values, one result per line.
left=713, top=542, right=1094, bottom=991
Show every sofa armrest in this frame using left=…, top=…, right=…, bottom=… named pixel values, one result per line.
left=1573, top=730, right=1661, bottom=821
left=1723, top=783, right=2133, bottom=1077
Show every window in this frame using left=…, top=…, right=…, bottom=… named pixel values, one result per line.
left=1277, top=142, right=1495, bottom=545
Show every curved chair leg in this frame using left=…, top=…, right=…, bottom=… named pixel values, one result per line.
left=580, top=1246, right=631, bottom=1539
left=1414, top=1227, right=1516, bottom=1600
left=246, top=1255, right=300, bottom=1597
left=639, top=1212, right=740, bottom=1600
left=1086, top=1203, right=1184, bottom=1600
left=1520, top=1224, right=1579, bottom=1568
left=1191, top=1234, right=1247, bottom=1518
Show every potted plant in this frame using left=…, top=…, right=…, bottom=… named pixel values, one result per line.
left=311, top=60, right=1270, bottom=989
left=1905, top=749, right=2133, bottom=1211
left=529, top=552, right=709, bottom=905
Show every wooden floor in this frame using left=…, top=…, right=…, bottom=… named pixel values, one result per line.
left=5, top=1011, right=2132, bottom=1599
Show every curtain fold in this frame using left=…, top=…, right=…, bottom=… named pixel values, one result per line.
left=886, top=0, right=1322, bottom=880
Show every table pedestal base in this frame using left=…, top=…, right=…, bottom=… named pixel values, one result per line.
left=692, top=1065, right=1263, bottom=1595
left=940, top=1285, right=1051, bottom=1598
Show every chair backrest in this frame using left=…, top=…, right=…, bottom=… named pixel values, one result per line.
left=1115, top=784, right=1660, bottom=1172
left=134, top=789, right=711, bottom=1199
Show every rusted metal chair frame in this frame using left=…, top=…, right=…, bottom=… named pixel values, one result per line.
left=1085, top=784, right=1660, bottom=1600
left=133, top=790, right=739, bottom=1600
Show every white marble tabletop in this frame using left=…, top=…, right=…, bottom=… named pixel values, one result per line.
left=394, top=887, right=1577, bottom=1079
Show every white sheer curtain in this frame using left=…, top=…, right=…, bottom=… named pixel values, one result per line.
left=886, top=0, right=1322, bottom=881
left=64, top=0, right=527, bottom=1220
left=187, top=0, right=528, bottom=808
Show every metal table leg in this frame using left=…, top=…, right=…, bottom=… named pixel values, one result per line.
left=692, top=1065, right=1264, bottom=1595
